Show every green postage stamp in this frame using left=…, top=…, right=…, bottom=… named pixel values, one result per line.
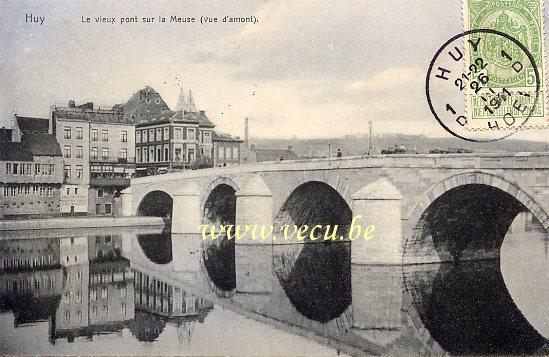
left=462, top=0, right=547, bottom=131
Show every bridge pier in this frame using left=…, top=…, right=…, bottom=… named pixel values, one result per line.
left=351, top=265, right=403, bottom=344
left=235, top=174, right=273, bottom=294
left=172, top=183, right=201, bottom=273
left=351, top=178, right=403, bottom=265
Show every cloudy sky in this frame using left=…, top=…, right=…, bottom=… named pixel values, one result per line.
left=0, top=0, right=547, bottom=140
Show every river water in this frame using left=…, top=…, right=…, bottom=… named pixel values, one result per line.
left=0, top=225, right=547, bottom=356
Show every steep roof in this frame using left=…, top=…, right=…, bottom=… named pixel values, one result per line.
left=21, top=133, right=62, bottom=156
left=16, top=116, right=50, bottom=133
left=136, top=110, right=216, bottom=127
left=54, top=107, right=132, bottom=124
left=0, top=141, right=33, bottom=161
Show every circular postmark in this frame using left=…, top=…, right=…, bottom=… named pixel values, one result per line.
left=426, top=29, right=540, bottom=142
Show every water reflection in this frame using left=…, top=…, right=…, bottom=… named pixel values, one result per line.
left=273, top=241, right=351, bottom=323
left=136, top=229, right=172, bottom=264
left=404, top=260, right=548, bottom=355
left=0, top=235, right=214, bottom=350
left=1, top=225, right=548, bottom=356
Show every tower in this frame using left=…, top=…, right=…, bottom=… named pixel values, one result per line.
left=244, top=117, right=249, bottom=149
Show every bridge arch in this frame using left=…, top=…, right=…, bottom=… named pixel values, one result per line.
left=273, top=180, right=353, bottom=322
left=136, top=189, right=173, bottom=218
left=201, top=177, right=239, bottom=295
left=404, top=170, right=549, bottom=263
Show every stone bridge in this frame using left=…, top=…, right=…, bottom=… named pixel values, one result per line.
left=121, top=152, right=549, bottom=288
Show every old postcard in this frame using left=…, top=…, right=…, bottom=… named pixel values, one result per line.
left=0, top=0, right=548, bottom=356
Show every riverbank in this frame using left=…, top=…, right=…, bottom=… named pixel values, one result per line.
left=0, top=216, right=167, bottom=232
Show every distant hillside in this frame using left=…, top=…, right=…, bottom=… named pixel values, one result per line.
left=250, top=134, right=549, bottom=158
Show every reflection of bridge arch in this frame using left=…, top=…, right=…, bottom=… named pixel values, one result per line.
left=404, top=171, right=549, bottom=264
left=273, top=180, right=352, bottom=323
left=201, top=178, right=238, bottom=294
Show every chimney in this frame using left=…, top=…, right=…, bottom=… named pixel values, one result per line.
left=244, top=117, right=249, bottom=148
left=68, top=100, right=75, bottom=108
left=199, top=110, right=205, bottom=115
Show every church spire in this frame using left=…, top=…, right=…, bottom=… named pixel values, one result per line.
left=187, top=90, right=196, bottom=113
left=177, top=87, right=186, bottom=112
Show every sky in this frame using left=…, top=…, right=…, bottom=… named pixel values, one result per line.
left=0, top=0, right=548, bottom=141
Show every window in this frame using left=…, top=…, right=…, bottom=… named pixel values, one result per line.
left=76, top=127, right=83, bottom=139
left=76, top=146, right=83, bottom=158
left=5, top=163, right=11, bottom=174
left=102, top=148, right=109, bottom=160
left=47, top=187, right=53, bottom=197
left=136, top=130, right=141, bottom=143
left=163, top=127, right=169, bottom=140
left=149, top=129, right=155, bottom=142
left=188, top=148, right=195, bottom=162
left=105, top=203, right=112, bottom=214
left=97, top=189, right=103, bottom=198
left=142, top=130, right=148, bottom=143
left=91, top=147, right=98, bottom=159
left=64, top=145, right=71, bottom=158
left=175, top=128, right=182, bottom=140
left=26, top=163, right=32, bottom=175
left=156, top=145, right=161, bottom=162
left=175, top=148, right=182, bottom=162
left=149, top=146, right=154, bottom=162
left=66, top=187, right=70, bottom=195
left=34, top=163, right=40, bottom=175
left=156, top=128, right=162, bottom=141
left=203, top=131, right=211, bottom=143
left=187, top=128, right=195, bottom=140
left=164, top=146, right=169, bottom=161
left=64, top=165, right=71, bottom=179
left=75, top=187, right=78, bottom=194
left=136, top=148, right=141, bottom=163
left=91, top=129, right=98, bottom=141
left=63, top=126, right=71, bottom=139
left=76, top=165, right=83, bottom=179
left=40, top=186, right=46, bottom=196
left=49, top=164, right=55, bottom=175
left=156, top=99, right=160, bottom=104
left=96, top=204, right=100, bottom=214
left=3, top=187, right=8, bottom=197
left=101, top=288, right=108, bottom=299
left=90, top=289, right=97, bottom=301
left=119, top=148, right=127, bottom=159
left=121, top=130, right=127, bottom=142
left=13, top=163, right=18, bottom=175
left=102, top=130, right=108, bottom=141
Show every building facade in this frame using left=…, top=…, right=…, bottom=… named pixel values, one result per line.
left=213, top=133, right=244, bottom=166
left=134, top=110, right=215, bottom=176
left=0, top=119, right=64, bottom=218
left=53, top=101, right=135, bottom=215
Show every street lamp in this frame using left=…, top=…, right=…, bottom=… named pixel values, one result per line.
left=368, top=119, right=373, bottom=156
